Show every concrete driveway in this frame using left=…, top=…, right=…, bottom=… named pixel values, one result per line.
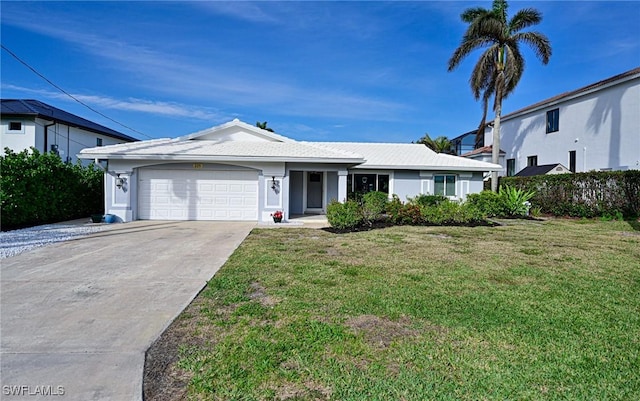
left=1, top=221, right=254, bottom=400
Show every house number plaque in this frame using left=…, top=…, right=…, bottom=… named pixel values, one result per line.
left=193, top=163, right=203, bottom=169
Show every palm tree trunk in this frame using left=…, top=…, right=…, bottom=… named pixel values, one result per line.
left=491, top=100, right=502, bottom=192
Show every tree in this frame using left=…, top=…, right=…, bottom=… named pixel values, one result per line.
left=256, top=121, right=274, bottom=132
left=448, top=0, right=551, bottom=191
left=416, top=133, right=455, bottom=154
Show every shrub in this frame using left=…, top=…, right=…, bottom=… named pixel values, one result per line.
left=466, top=190, right=507, bottom=217
left=395, top=203, right=423, bottom=225
left=499, top=185, right=536, bottom=217
left=1, top=148, right=104, bottom=230
left=408, top=194, right=448, bottom=207
left=327, top=195, right=490, bottom=231
left=421, top=201, right=487, bottom=225
left=326, top=200, right=363, bottom=231
left=385, top=195, right=404, bottom=223
left=361, top=191, right=389, bottom=224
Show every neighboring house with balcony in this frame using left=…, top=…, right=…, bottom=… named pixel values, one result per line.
left=1, top=99, right=136, bottom=163
left=458, top=67, right=640, bottom=176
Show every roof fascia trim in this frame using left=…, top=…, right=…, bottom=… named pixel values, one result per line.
left=350, top=164, right=503, bottom=172
left=77, top=153, right=364, bottom=164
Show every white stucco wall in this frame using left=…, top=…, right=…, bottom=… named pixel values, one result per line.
left=0, top=119, right=37, bottom=154
left=485, top=74, right=640, bottom=175
left=1, top=117, right=131, bottom=163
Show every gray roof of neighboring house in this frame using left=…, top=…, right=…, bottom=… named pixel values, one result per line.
left=514, top=164, right=570, bottom=177
left=1, top=99, right=137, bottom=142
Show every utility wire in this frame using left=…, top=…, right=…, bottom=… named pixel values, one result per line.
left=1, top=44, right=153, bottom=140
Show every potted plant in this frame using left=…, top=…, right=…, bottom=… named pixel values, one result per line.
left=271, top=210, right=283, bottom=223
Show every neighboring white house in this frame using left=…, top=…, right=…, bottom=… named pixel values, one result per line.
left=1, top=99, right=137, bottom=163
left=78, top=119, right=502, bottom=223
left=460, top=67, right=640, bottom=176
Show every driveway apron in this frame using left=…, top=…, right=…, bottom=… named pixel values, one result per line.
left=1, top=221, right=254, bottom=400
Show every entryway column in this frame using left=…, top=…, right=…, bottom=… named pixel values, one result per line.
left=338, top=170, right=348, bottom=202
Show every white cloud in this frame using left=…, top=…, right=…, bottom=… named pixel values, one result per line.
left=1, top=84, right=228, bottom=120
left=2, top=3, right=418, bottom=124
left=191, top=2, right=281, bottom=24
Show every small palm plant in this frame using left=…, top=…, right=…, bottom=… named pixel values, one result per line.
left=500, top=185, right=536, bottom=216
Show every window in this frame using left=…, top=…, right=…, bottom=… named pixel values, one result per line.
left=354, top=174, right=376, bottom=193
left=377, top=175, right=389, bottom=193
left=8, top=122, right=22, bottom=131
left=348, top=173, right=390, bottom=199
left=546, top=108, right=559, bottom=133
left=527, top=156, right=538, bottom=167
left=569, top=150, right=576, bottom=173
left=96, top=138, right=103, bottom=147
left=506, top=159, right=516, bottom=176
left=434, top=175, right=456, bottom=197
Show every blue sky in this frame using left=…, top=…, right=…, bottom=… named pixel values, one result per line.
left=1, top=1, right=639, bottom=143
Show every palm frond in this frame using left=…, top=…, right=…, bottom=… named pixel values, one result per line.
left=461, top=7, right=490, bottom=23
left=448, top=36, right=493, bottom=71
left=470, top=47, right=499, bottom=98
left=513, top=31, right=552, bottom=64
left=509, top=8, right=543, bottom=33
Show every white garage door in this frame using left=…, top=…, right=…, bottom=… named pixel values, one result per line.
left=138, top=169, right=258, bottom=221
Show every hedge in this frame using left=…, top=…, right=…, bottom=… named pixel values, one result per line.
left=1, top=148, right=104, bottom=230
left=500, top=170, right=640, bottom=218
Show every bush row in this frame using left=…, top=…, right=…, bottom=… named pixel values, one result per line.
left=1, top=148, right=104, bottom=230
left=327, top=188, right=536, bottom=231
left=500, top=171, right=640, bottom=218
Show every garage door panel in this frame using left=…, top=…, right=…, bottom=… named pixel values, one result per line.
left=138, top=169, right=258, bottom=221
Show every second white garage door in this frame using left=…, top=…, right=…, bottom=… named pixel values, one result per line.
left=138, top=169, right=258, bottom=221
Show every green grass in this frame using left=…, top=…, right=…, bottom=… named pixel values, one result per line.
left=175, top=219, right=640, bottom=400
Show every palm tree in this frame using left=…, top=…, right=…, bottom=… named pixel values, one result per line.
left=448, top=0, right=551, bottom=191
left=256, top=121, right=274, bottom=132
left=416, top=133, right=455, bottom=154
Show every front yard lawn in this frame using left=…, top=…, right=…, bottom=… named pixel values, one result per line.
left=144, top=219, right=640, bottom=400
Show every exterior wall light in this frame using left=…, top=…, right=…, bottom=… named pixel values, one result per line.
left=115, top=174, right=127, bottom=189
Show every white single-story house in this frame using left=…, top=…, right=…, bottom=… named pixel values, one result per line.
left=78, top=119, right=502, bottom=222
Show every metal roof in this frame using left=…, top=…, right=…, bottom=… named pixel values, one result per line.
left=318, top=142, right=502, bottom=171
left=79, top=119, right=503, bottom=172
left=1, top=99, right=137, bottom=142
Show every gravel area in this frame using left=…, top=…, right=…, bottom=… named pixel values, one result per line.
left=1, top=221, right=112, bottom=259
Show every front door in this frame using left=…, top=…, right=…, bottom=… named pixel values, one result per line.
left=306, top=171, right=324, bottom=212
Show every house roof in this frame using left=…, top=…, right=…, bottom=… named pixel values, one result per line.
left=318, top=142, right=501, bottom=171
left=499, top=67, right=640, bottom=122
left=79, top=119, right=503, bottom=171
left=1, top=99, right=137, bottom=142
left=79, top=137, right=365, bottom=163
left=514, top=164, right=570, bottom=177
left=460, top=145, right=505, bottom=158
